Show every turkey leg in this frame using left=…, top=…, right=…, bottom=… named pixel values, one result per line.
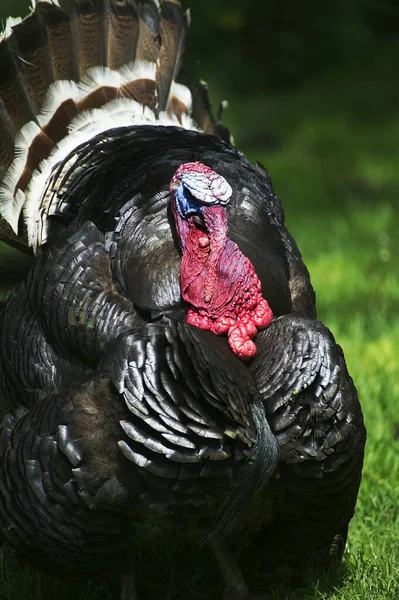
left=120, top=569, right=139, bottom=600
left=213, top=542, right=268, bottom=600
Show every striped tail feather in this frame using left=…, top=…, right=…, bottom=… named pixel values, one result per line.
left=38, top=2, right=79, bottom=81
left=0, top=0, right=230, bottom=253
left=108, top=1, right=140, bottom=69
left=135, top=0, right=161, bottom=62
left=9, top=12, right=55, bottom=115
left=157, top=0, right=187, bottom=110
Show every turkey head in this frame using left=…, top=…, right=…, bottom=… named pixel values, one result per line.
left=170, top=162, right=273, bottom=359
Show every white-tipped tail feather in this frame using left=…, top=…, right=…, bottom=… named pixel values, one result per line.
left=24, top=92, right=198, bottom=249
left=0, top=57, right=194, bottom=245
left=0, top=0, right=229, bottom=250
left=37, top=81, right=86, bottom=127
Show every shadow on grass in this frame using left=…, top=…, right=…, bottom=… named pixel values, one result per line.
left=0, top=546, right=355, bottom=600
left=0, top=554, right=110, bottom=600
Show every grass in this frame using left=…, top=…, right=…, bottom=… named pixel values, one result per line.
left=223, top=39, right=399, bottom=600
left=0, top=39, right=398, bottom=600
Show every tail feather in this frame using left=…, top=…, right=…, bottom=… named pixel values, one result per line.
left=135, top=0, right=160, bottom=62
left=166, top=80, right=191, bottom=119
left=9, top=13, right=54, bottom=114
left=157, top=0, right=188, bottom=110
left=107, top=0, right=139, bottom=70
left=0, top=37, right=37, bottom=132
left=0, top=0, right=230, bottom=251
left=0, top=100, right=16, bottom=175
left=119, top=60, right=157, bottom=108
left=37, top=2, right=80, bottom=82
left=192, top=79, right=217, bottom=135
left=73, top=0, right=109, bottom=73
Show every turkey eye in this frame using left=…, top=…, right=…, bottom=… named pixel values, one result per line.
left=183, top=186, right=197, bottom=202
left=182, top=186, right=204, bottom=218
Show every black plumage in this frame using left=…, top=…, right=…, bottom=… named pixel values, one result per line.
left=0, top=1, right=365, bottom=599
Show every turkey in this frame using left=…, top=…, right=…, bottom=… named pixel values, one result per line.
left=0, top=1, right=366, bottom=599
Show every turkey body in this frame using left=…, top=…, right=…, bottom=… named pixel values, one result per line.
left=0, top=1, right=365, bottom=598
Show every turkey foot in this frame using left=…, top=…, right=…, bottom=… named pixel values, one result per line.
left=213, top=543, right=269, bottom=600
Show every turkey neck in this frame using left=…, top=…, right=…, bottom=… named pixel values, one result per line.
left=177, top=204, right=228, bottom=307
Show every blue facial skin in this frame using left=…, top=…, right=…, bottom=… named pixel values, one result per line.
left=175, top=184, right=204, bottom=220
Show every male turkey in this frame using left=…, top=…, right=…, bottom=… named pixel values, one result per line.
left=0, top=1, right=366, bottom=599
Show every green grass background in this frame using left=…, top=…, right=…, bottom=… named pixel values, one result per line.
left=0, top=3, right=398, bottom=599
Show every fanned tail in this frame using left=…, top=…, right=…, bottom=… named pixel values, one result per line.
left=0, top=0, right=230, bottom=253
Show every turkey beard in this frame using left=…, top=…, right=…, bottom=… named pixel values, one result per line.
left=174, top=202, right=273, bottom=359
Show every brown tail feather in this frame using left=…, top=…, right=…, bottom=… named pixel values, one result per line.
left=37, top=2, right=80, bottom=82
left=166, top=93, right=188, bottom=121
left=0, top=39, right=37, bottom=131
left=9, top=13, right=54, bottom=115
left=120, top=78, right=157, bottom=109
left=107, top=0, right=139, bottom=70
left=74, top=0, right=109, bottom=74
left=42, top=99, right=80, bottom=143
left=135, top=1, right=160, bottom=62
left=16, top=130, right=55, bottom=193
left=157, top=0, right=188, bottom=111
left=192, top=79, right=217, bottom=135
left=0, top=101, right=16, bottom=176
left=77, top=86, right=118, bottom=111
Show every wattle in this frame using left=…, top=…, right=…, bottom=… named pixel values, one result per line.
left=178, top=205, right=273, bottom=359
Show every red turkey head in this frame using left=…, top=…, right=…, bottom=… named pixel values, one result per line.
left=170, top=162, right=273, bottom=359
